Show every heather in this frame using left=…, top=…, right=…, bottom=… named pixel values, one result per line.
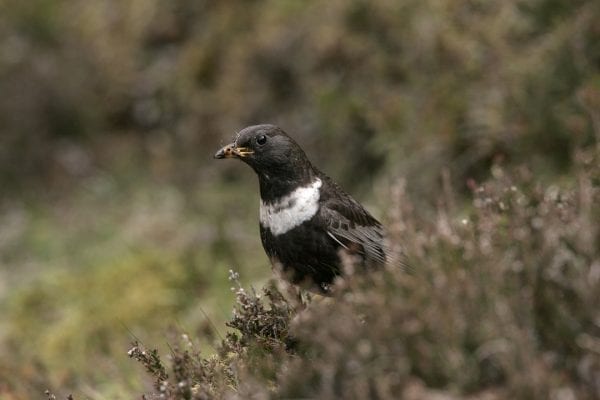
left=1, top=1, right=599, bottom=398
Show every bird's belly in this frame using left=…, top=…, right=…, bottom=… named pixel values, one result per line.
left=260, top=221, right=341, bottom=288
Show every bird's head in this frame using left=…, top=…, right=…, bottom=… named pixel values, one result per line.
left=214, top=124, right=312, bottom=181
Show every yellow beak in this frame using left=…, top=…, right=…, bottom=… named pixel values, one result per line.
left=214, top=143, right=254, bottom=159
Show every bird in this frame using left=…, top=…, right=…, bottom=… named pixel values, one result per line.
left=214, top=124, right=404, bottom=294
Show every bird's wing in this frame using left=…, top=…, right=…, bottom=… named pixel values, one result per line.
left=318, top=199, right=387, bottom=266
left=317, top=174, right=409, bottom=270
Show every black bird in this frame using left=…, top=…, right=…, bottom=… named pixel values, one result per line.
left=215, top=124, right=402, bottom=293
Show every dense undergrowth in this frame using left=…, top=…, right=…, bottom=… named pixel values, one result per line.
left=1, top=0, right=600, bottom=398
left=125, top=149, right=599, bottom=399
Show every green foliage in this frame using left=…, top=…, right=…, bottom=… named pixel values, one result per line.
left=4, top=252, right=193, bottom=393
left=1, top=0, right=598, bottom=194
left=0, top=181, right=263, bottom=398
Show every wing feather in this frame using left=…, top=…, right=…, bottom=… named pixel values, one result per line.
left=317, top=172, right=409, bottom=270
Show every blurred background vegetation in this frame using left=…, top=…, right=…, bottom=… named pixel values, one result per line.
left=0, top=0, right=598, bottom=398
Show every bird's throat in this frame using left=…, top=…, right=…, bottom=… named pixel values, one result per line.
left=258, top=167, right=316, bottom=203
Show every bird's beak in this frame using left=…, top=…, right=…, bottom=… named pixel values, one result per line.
left=214, top=143, right=254, bottom=159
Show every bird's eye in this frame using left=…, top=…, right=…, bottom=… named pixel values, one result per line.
left=256, top=135, right=267, bottom=146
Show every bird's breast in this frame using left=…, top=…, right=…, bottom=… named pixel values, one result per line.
left=259, top=178, right=322, bottom=236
